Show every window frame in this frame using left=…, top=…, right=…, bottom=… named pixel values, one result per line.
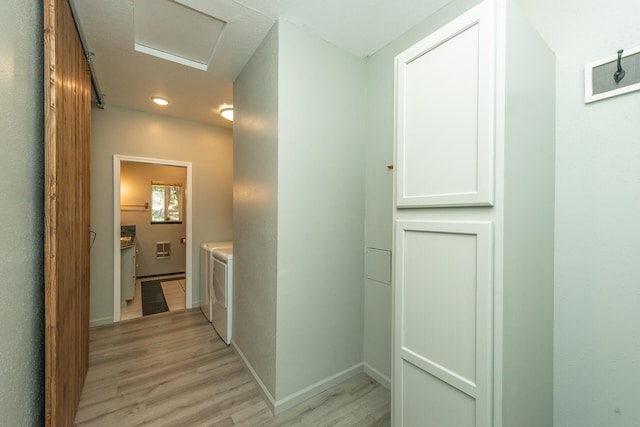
left=150, top=181, right=183, bottom=224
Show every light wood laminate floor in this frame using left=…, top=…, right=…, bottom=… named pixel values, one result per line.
left=75, top=309, right=390, bottom=426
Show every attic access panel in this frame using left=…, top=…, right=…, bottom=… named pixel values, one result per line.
left=134, top=0, right=226, bottom=71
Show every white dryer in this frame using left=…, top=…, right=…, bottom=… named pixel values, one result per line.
left=212, top=246, right=233, bottom=345
left=200, top=241, right=231, bottom=322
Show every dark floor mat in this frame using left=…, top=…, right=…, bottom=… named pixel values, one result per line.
left=141, top=280, right=169, bottom=316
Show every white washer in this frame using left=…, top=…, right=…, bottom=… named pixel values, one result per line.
left=212, top=246, right=233, bottom=344
left=200, top=241, right=231, bottom=322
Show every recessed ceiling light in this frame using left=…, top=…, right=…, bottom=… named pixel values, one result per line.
left=219, top=105, right=233, bottom=121
left=152, top=96, right=169, bottom=106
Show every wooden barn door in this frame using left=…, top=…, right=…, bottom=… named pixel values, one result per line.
left=44, top=0, right=92, bottom=425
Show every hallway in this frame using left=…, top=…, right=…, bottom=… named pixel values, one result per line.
left=75, top=309, right=390, bottom=426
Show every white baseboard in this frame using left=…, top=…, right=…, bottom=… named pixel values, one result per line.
left=364, top=362, right=391, bottom=389
left=90, top=317, right=113, bottom=328
left=232, top=341, right=366, bottom=416
left=231, top=340, right=277, bottom=413
left=273, top=362, right=364, bottom=415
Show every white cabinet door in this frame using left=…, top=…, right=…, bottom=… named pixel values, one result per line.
left=395, top=0, right=495, bottom=208
left=394, top=221, right=493, bottom=427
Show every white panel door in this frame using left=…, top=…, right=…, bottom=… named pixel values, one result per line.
left=395, top=0, right=495, bottom=208
left=394, top=220, right=493, bottom=426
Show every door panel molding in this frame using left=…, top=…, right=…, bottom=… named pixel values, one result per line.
left=394, top=220, right=493, bottom=427
left=395, top=0, right=495, bottom=208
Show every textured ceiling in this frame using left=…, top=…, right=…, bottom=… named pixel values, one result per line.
left=236, top=0, right=455, bottom=57
left=134, top=0, right=227, bottom=70
left=70, top=0, right=453, bottom=128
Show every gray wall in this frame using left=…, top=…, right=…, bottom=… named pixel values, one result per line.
left=233, top=20, right=366, bottom=408
left=91, top=105, right=233, bottom=325
left=120, top=162, right=187, bottom=277
left=233, top=23, right=280, bottom=397
left=275, top=20, right=366, bottom=400
left=0, top=1, right=44, bottom=424
left=516, top=0, right=640, bottom=425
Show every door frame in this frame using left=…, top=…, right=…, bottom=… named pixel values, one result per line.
left=113, top=154, right=194, bottom=322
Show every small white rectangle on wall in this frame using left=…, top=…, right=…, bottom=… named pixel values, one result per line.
left=585, top=46, right=640, bottom=103
left=366, top=248, right=392, bottom=285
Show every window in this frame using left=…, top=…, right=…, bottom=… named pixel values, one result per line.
left=151, top=182, right=182, bottom=223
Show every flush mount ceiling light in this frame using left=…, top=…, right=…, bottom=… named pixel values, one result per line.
left=152, top=96, right=169, bottom=106
left=219, top=105, right=233, bottom=121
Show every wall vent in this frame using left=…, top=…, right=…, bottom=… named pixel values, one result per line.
left=156, top=241, right=170, bottom=259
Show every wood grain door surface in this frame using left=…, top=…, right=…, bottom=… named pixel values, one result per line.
left=44, top=0, right=92, bottom=425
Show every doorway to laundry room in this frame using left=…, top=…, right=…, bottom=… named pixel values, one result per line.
left=113, top=155, right=194, bottom=322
